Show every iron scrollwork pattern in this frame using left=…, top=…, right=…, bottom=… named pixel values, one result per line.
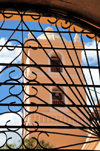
left=0, top=9, right=100, bottom=150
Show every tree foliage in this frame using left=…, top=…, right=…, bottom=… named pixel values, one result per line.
left=1, top=138, right=53, bottom=149
left=23, top=138, right=53, bottom=149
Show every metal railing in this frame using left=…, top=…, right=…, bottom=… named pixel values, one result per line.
left=0, top=8, right=100, bottom=150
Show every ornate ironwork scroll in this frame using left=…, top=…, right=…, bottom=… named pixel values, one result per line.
left=0, top=8, right=100, bottom=150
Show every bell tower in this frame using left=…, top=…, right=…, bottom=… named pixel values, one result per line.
left=22, top=27, right=86, bottom=149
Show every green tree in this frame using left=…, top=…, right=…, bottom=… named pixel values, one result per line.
left=1, top=138, right=53, bottom=149
left=23, top=138, right=53, bottom=149
left=1, top=144, right=16, bottom=149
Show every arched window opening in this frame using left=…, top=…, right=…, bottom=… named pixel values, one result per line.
left=52, top=88, right=64, bottom=105
left=50, top=56, right=62, bottom=72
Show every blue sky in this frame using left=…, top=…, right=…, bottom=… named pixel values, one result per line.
left=0, top=21, right=99, bottom=113
left=0, top=20, right=100, bottom=146
left=0, top=21, right=97, bottom=108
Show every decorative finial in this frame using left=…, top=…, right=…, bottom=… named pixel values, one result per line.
left=74, top=34, right=80, bottom=42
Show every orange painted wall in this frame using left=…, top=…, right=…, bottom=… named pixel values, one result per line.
left=82, top=134, right=100, bottom=150
left=22, top=28, right=87, bottom=149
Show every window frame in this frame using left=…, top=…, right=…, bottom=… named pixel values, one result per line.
left=50, top=56, right=62, bottom=72
left=52, top=90, right=64, bottom=105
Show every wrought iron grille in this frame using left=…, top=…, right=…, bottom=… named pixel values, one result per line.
left=0, top=8, right=100, bottom=150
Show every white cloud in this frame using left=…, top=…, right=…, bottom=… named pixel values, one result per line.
left=82, top=40, right=100, bottom=65
left=0, top=112, right=22, bottom=148
left=0, top=37, right=22, bottom=148
left=0, top=37, right=22, bottom=71
left=83, top=68, right=100, bottom=103
left=81, top=40, right=100, bottom=104
left=83, top=68, right=100, bottom=85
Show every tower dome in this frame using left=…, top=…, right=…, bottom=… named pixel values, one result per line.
left=45, top=27, right=53, bottom=32
left=37, top=27, right=65, bottom=41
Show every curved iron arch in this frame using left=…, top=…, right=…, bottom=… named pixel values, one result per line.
left=0, top=1, right=100, bottom=150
